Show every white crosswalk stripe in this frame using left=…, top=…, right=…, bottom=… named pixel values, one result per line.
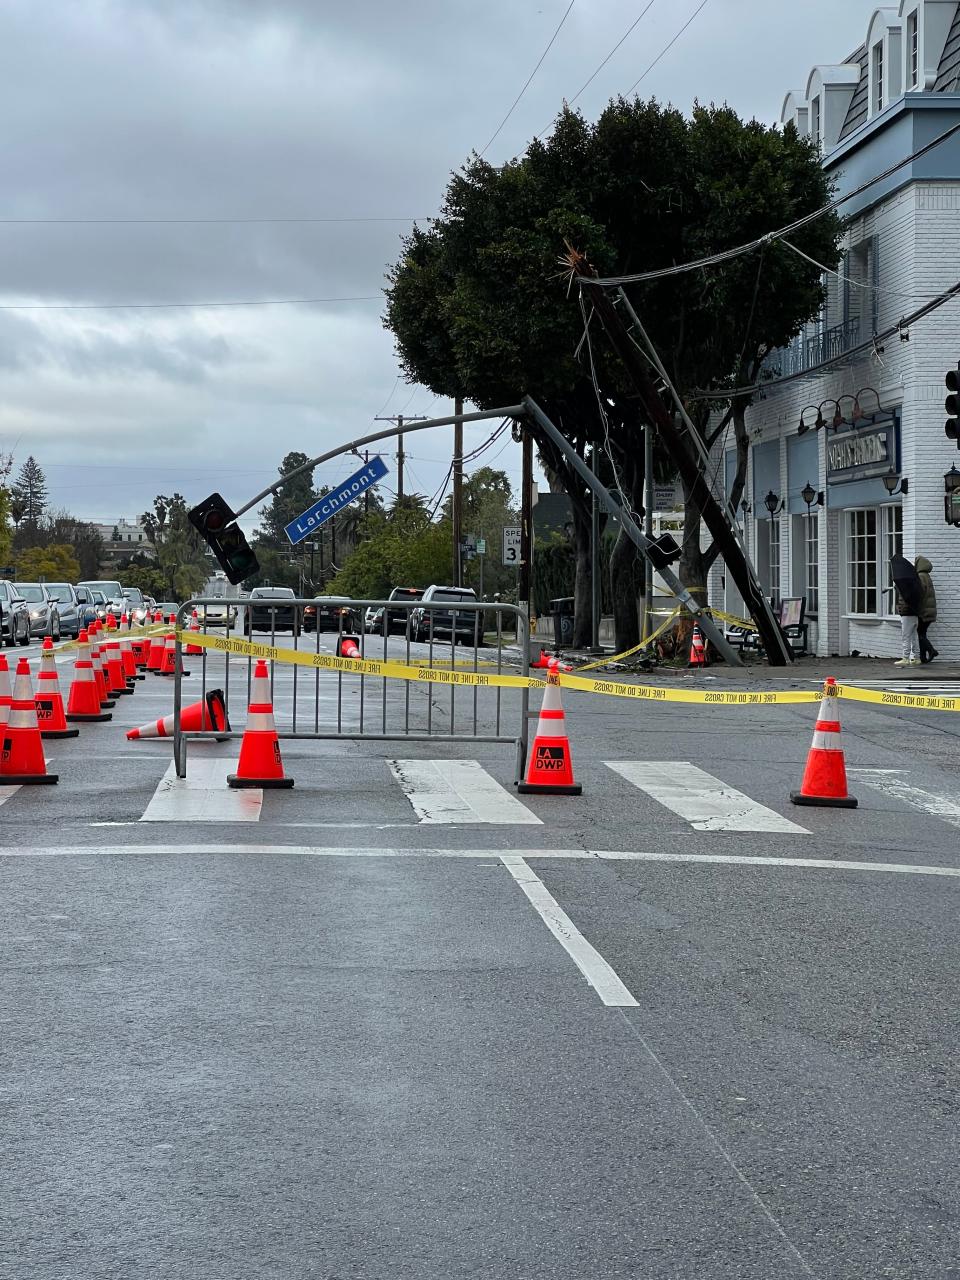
left=849, top=769, right=960, bottom=829
left=140, top=759, right=262, bottom=823
left=389, top=759, right=542, bottom=825
left=606, top=761, right=809, bottom=833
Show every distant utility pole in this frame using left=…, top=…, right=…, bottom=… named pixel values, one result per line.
left=452, top=395, right=464, bottom=586
left=374, top=413, right=427, bottom=503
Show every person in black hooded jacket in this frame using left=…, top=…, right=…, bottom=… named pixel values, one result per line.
left=915, top=555, right=938, bottom=664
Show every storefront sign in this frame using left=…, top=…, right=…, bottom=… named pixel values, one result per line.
left=826, top=421, right=895, bottom=483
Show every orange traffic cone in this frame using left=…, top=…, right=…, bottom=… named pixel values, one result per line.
left=35, top=637, right=79, bottom=739
left=0, top=653, right=12, bottom=726
left=228, top=660, right=293, bottom=789
left=688, top=624, right=708, bottom=668
left=337, top=635, right=362, bottom=658
left=127, top=689, right=229, bottom=741
left=157, top=630, right=189, bottom=676
left=66, top=631, right=113, bottom=722
left=119, top=628, right=141, bottom=681
left=186, top=609, right=204, bottom=656
left=517, top=658, right=581, bottom=796
left=91, top=636, right=116, bottom=709
left=105, top=640, right=133, bottom=695
left=790, top=679, right=858, bottom=809
left=1, top=659, right=58, bottom=784
left=105, top=612, right=117, bottom=631
left=146, top=620, right=166, bottom=672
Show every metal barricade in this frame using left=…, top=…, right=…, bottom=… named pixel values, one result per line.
left=172, top=597, right=531, bottom=782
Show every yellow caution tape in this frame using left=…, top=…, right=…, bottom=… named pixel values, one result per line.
left=54, top=623, right=168, bottom=655
left=703, top=606, right=759, bottom=632
left=834, top=683, right=960, bottom=713
left=176, top=631, right=960, bottom=713
left=576, top=608, right=682, bottom=671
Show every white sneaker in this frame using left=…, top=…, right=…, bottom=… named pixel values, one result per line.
left=909, top=658, right=922, bottom=665
left=894, top=658, right=910, bottom=666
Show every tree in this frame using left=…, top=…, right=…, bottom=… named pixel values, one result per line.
left=141, top=494, right=211, bottom=600
left=329, top=505, right=451, bottom=599
left=385, top=99, right=842, bottom=648
left=15, top=543, right=81, bottom=582
left=117, top=563, right=170, bottom=600
left=11, top=456, right=47, bottom=530
left=257, top=452, right=317, bottom=544
left=441, top=466, right=518, bottom=599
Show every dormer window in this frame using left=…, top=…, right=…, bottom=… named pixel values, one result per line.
left=908, top=10, right=919, bottom=88
left=873, top=42, right=884, bottom=111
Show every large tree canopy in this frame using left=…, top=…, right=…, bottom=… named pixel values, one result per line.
left=385, top=98, right=843, bottom=647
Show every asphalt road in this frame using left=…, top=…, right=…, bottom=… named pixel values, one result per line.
left=3, top=630, right=960, bottom=1279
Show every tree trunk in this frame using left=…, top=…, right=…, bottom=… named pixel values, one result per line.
left=679, top=479, right=707, bottom=602
left=571, top=498, right=592, bottom=648
left=611, top=527, right=642, bottom=651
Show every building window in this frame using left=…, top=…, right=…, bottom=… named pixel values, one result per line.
left=804, top=512, right=819, bottom=617
left=810, top=95, right=821, bottom=145
left=881, top=504, right=904, bottom=615
left=873, top=42, right=884, bottom=112
left=846, top=506, right=903, bottom=616
left=908, top=11, right=919, bottom=88
left=846, top=508, right=878, bottom=614
left=769, top=519, right=781, bottom=605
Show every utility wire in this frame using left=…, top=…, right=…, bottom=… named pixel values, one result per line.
left=692, top=273, right=960, bottom=401
left=535, top=0, right=659, bottom=137
left=586, top=118, right=960, bottom=287
left=0, top=215, right=427, bottom=225
left=625, top=0, right=711, bottom=95
left=0, top=294, right=381, bottom=312
left=478, top=0, right=576, bottom=157
left=781, top=237, right=945, bottom=301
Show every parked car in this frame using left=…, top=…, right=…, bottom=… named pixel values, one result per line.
left=302, top=596, right=361, bottom=633
left=409, top=585, right=480, bottom=646
left=44, top=583, right=84, bottom=638
left=74, top=585, right=100, bottom=631
left=121, top=587, right=149, bottom=623
left=89, top=589, right=110, bottom=621
left=364, top=606, right=384, bottom=634
left=79, top=579, right=126, bottom=619
left=0, top=580, right=31, bottom=647
left=15, top=583, right=62, bottom=639
left=195, top=599, right=237, bottom=629
left=381, top=586, right=425, bottom=636
left=242, top=586, right=300, bottom=636
left=154, top=601, right=180, bottom=621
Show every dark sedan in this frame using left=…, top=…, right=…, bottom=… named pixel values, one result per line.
left=242, top=587, right=300, bottom=636
left=302, top=596, right=361, bottom=633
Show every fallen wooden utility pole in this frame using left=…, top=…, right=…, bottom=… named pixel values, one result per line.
left=575, top=262, right=793, bottom=666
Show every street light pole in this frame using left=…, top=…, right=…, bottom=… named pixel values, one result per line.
left=452, top=395, right=463, bottom=586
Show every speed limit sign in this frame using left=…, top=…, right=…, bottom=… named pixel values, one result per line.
left=502, top=526, right=521, bottom=566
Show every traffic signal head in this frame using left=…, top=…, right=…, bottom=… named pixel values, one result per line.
left=645, top=532, right=682, bottom=572
left=188, top=492, right=259, bottom=585
left=946, top=366, right=960, bottom=444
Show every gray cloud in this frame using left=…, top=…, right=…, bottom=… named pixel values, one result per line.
left=0, top=0, right=874, bottom=523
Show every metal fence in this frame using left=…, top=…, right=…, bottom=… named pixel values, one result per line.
left=172, top=597, right=531, bottom=782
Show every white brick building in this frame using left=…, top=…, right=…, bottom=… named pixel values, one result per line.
left=712, top=1, right=960, bottom=660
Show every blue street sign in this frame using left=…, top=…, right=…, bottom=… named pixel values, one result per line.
left=284, top=455, right=389, bottom=545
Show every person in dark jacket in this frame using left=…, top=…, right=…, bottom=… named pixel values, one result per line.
left=892, top=553, right=922, bottom=666
left=915, top=555, right=938, bottom=664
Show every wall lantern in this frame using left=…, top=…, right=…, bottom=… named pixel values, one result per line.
left=945, top=465, right=960, bottom=527
left=882, top=470, right=909, bottom=497
left=801, top=482, right=824, bottom=510
left=763, top=490, right=785, bottom=516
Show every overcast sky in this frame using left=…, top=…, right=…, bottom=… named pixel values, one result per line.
left=0, top=0, right=874, bottom=531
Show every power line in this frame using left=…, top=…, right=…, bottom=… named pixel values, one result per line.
left=781, top=238, right=945, bottom=302
left=0, top=215, right=428, bottom=226
left=625, top=0, right=711, bottom=95
left=588, top=118, right=960, bottom=288
left=0, top=294, right=382, bottom=312
left=535, top=0, right=659, bottom=137
left=478, top=0, right=577, bottom=157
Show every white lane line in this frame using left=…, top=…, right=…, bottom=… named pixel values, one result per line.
left=501, top=855, right=638, bottom=1007
left=607, top=761, right=809, bottom=834
left=0, top=784, right=22, bottom=808
left=2, top=846, right=960, bottom=880
left=140, top=759, right=262, bottom=823
left=849, top=769, right=960, bottom=829
left=389, top=758, right=541, bottom=825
